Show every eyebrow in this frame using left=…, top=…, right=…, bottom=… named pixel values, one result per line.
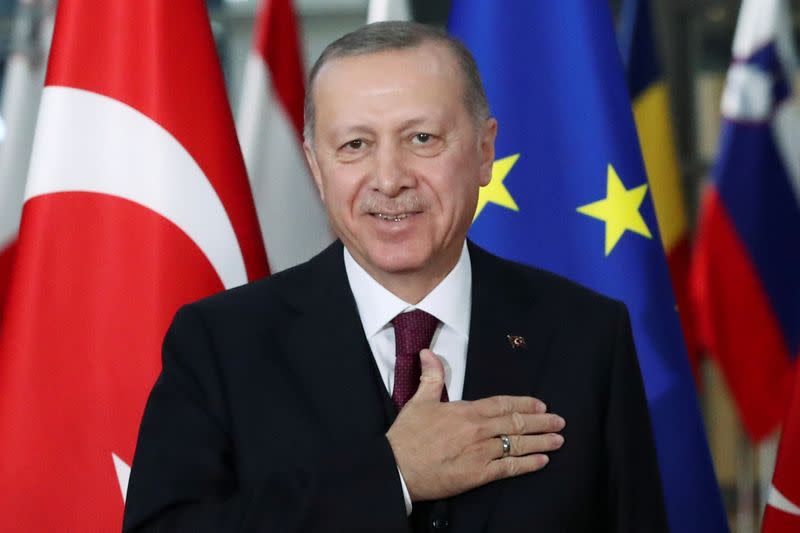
left=396, top=117, right=434, bottom=130
left=330, top=125, right=375, bottom=140
left=336, top=116, right=441, bottom=136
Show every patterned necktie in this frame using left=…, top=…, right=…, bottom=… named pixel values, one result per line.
left=391, top=309, right=449, bottom=411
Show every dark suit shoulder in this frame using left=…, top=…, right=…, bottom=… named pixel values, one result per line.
left=469, top=242, right=626, bottom=318
left=183, top=241, right=341, bottom=322
left=526, top=264, right=624, bottom=317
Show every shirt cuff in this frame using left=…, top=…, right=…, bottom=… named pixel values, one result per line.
left=397, top=466, right=413, bottom=515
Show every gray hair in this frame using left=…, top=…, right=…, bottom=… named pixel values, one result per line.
left=303, top=21, right=490, bottom=142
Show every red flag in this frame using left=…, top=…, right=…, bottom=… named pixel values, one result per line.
left=236, top=0, right=332, bottom=273
left=0, top=1, right=268, bottom=530
left=763, top=361, right=800, bottom=531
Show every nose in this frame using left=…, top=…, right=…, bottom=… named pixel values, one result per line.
left=371, top=141, right=415, bottom=197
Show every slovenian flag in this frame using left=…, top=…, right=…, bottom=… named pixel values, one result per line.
left=691, top=0, right=800, bottom=442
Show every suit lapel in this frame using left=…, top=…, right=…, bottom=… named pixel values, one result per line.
left=280, top=241, right=394, bottom=443
left=462, top=243, right=555, bottom=399
left=277, top=241, right=558, bottom=530
left=452, top=242, right=557, bottom=531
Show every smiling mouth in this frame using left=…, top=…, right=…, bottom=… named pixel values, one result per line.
left=372, top=212, right=417, bottom=222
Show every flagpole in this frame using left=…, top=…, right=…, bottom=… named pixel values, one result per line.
left=0, top=0, right=48, bottom=246
left=737, top=435, right=756, bottom=533
left=367, top=0, right=410, bottom=23
left=0, top=0, right=53, bottom=316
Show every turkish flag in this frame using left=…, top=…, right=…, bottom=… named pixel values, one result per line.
left=0, top=1, right=268, bottom=530
left=237, top=0, right=332, bottom=273
left=763, top=360, right=800, bottom=532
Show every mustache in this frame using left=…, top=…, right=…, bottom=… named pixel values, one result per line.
left=359, top=193, right=429, bottom=214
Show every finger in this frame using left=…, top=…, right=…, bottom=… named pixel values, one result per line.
left=473, top=433, right=564, bottom=460
left=486, top=454, right=550, bottom=482
left=409, top=349, right=445, bottom=403
left=505, top=433, right=564, bottom=458
left=480, top=413, right=566, bottom=439
left=471, top=395, right=547, bottom=418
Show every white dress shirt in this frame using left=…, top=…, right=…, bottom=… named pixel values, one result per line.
left=343, top=242, right=472, bottom=515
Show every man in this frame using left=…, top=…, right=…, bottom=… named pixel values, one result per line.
left=123, top=22, right=667, bottom=532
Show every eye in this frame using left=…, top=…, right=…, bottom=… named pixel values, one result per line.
left=408, top=132, right=444, bottom=156
left=344, top=139, right=364, bottom=150
left=412, top=133, right=432, bottom=144
left=336, top=138, right=369, bottom=162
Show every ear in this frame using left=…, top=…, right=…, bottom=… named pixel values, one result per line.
left=477, top=118, right=498, bottom=187
left=303, top=140, right=325, bottom=202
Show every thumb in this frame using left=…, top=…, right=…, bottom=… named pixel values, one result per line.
left=412, top=349, right=445, bottom=403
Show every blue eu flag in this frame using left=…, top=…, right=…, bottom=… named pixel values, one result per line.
left=449, top=3, right=728, bottom=531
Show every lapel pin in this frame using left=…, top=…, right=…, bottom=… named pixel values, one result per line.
left=507, top=335, right=527, bottom=350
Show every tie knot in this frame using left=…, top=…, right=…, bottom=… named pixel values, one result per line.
left=391, top=309, right=439, bottom=357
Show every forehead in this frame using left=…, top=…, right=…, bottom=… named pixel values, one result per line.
left=317, top=41, right=459, bottom=81
left=311, top=42, right=465, bottom=121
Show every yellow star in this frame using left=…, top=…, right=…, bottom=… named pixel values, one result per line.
left=474, top=153, right=520, bottom=221
left=576, top=164, right=652, bottom=256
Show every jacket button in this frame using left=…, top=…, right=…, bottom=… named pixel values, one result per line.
left=432, top=519, right=449, bottom=529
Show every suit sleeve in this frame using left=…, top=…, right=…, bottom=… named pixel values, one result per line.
left=122, top=305, right=410, bottom=533
left=605, top=303, right=669, bottom=533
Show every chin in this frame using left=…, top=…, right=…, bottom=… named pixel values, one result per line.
left=364, top=242, right=433, bottom=275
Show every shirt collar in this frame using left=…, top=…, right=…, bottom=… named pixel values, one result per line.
left=343, top=242, right=472, bottom=339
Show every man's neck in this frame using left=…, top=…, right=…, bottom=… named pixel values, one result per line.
left=347, top=245, right=464, bottom=305
left=369, top=269, right=451, bottom=305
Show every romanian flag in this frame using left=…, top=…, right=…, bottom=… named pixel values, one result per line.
left=690, top=0, right=800, bottom=442
left=449, top=2, right=727, bottom=531
left=617, top=0, right=699, bottom=378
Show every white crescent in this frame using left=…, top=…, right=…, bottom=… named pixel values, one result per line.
left=767, top=483, right=800, bottom=516
left=25, top=86, right=247, bottom=290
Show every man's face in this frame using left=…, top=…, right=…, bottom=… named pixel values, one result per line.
left=305, top=42, right=497, bottom=287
